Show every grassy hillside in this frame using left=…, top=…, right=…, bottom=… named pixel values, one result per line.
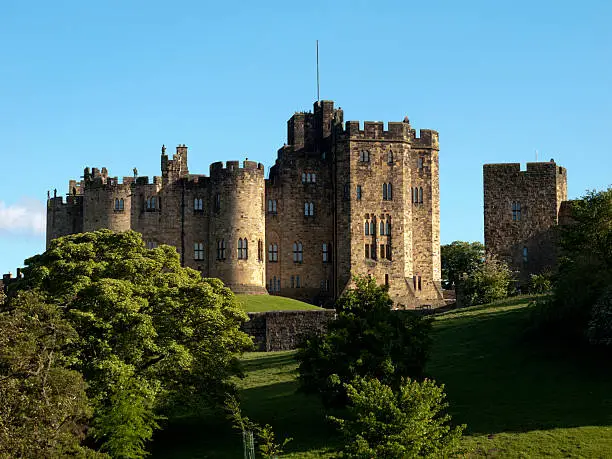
left=152, top=296, right=612, bottom=458
left=236, top=294, right=323, bottom=312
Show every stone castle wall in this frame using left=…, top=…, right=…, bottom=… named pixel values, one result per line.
left=483, top=161, right=568, bottom=284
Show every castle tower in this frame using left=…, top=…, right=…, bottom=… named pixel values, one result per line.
left=208, top=160, right=267, bottom=294
left=46, top=194, right=83, bottom=246
left=82, top=167, right=132, bottom=233
left=483, top=160, right=568, bottom=284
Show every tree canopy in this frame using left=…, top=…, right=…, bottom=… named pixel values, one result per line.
left=441, top=241, right=485, bottom=289
left=2, top=230, right=252, bottom=457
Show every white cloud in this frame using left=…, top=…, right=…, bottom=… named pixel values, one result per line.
left=0, top=198, right=46, bottom=236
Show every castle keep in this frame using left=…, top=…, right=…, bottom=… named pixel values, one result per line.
left=48, top=100, right=443, bottom=307
left=483, top=160, right=568, bottom=284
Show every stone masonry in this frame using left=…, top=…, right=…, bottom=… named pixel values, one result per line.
left=483, top=160, right=568, bottom=284
left=47, top=100, right=444, bottom=307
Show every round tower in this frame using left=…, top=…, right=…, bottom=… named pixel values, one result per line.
left=82, top=168, right=132, bottom=233
left=208, top=160, right=267, bottom=294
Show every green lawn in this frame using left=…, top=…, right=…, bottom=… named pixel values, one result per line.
left=236, top=294, right=323, bottom=312
left=152, top=296, right=612, bottom=458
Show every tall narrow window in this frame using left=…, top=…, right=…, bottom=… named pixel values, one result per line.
left=311, top=173, right=316, bottom=183
left=237, top=238, right=248, bottom=259
left=388, top=184, right=393, bottom=200
left=301, top=173, right=306, bottom=183
left=194, top=198, right=203, bottom=211
left=217, top=239, right=226, bottom=260
left=380, top=244, right=385, bottom=259
left=385, top=274, right=389, bottom=286
left=359, top=150, right=370, bottom=162
left=419, top=187, right=423, bottom=204
left=276, top=277, right=280, bottom=292
left=114, top=198, right=121, bottom=211
left=380, top=221, right=385, bottom=236
left=214, top=193, right=221, bottom=211
left=364, top=221, right=369, bottom=236
left=291, top=276, right=295, bottom=288
left=418, top=156, right=424, bottom=170
left=293, top=242, right=303, bottom=263
left=268, top=243, right=278, bottom=262
left=385, top=219, right=391, bottom=235
left=304, top=202, right=314, bottom=216
left=194, top=242, right=205, bottom=260
left=322, top=242, right=329, bottom=263
left=258, top=240, right=263, bottom=261
left=296, top=275, right=301, bottom=288
left=365, top=243, right=370, bottom=259
left=356, top=185, right=362, bottom=200
left=371, top=244, right=377, bottom=260
left=382, top=183, right=388, bottom=200
left=344, top=183, right=350, bottom=200
left=388, top=150, right=393, bottom=164
left=370, top=220, right=375, bottom=235
left=523, top=246, right=528, bottom=263
left=418, top=276, right=422, bottom=291
left=512, top=202, right=522, bottom=221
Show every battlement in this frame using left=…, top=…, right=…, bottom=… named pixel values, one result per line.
left=484, top=161, right=565, bottom=177
left=341, top=121, right=437, bottom=146
left=47, top=195, right=83, bottom=207
left=209, top=160, right=265, bottom=175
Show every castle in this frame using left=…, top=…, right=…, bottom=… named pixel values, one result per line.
left=47, top=100, right=443, bottom=307
left=483, top=160, right=570, bottom=284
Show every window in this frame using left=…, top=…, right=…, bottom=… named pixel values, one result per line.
left=385, top=274, right=389, bottom=286
left=269, top=276, right=281, bottom=293
left=380, top=244, right=385, bottom=259
left=364, top=221, right=369, bottom=236
left=146, top=196, right=158, bottom=211
left=216, top=239, right=226, bottom=260
left=296, top=275, right=301, bottom=288
left=512, top=202, right=522, bottom=221
left=293, top=242, right=303, bottom=263
left=114, top=198, right=124, bottom=211
left=413, top=274, right=422, bottom=291
left=523, top=246, right=528, bottom=263
left=258, top=239, right=263, bottom=261
left=382, top=183, right=393, bottom=201
left=419, top=187, right=423, bottom=204
left=302, top=173, right=306, bottom=183
left=194, top=242, right=205, bottom=260
left=370, top=221, right=375, bottom=235
left=291, top=276, right=295, bottom=288
left=386, top=244, right=392, bottom=260
left=304, top=202, right=314, bottom=216
left=359, top=150, right=370, bottom=162
left=388, top=150, right=393, bottom=164
left=268, top=243, right=278, bottom=262
left=418, top=156, right=424, bottom=170
left=320, top=279, right=329, bottom=291
left=214, top=193, right=221, bottom=212
left=371, top=244, right=377, bottom=260
left=237, top=238, right=248, bottom=259
left=267, top=199, right=277, bottom=214
left=356, top=185, right=362, bottom=200
left=365, top=243, right=370, bottom=259
left=194, top=197, right=203, bottom=211
left=380, top=221, right=385, bottom=236
left=418, top=276, right=422, bottom=291
left=322, top=242, right=331, bottom=263
left=385, top=219, right=391, bottom=236
left=344, top=183, right=350, bottom=200
left=146, top=241, right=158, bottom=249
left=302, top=172, right=316, bottom=184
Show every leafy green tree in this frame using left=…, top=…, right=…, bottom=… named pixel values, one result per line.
left=296, top=276, right=432, bottom=407
left=0, top=290, right=105, bottom=458
left=534, top=187, right=612, bottom=340
left=460, top=255, right=513, bottom=306
left=329, top=377, right=464, bottom=458
left=529, top=272, right=552, bottom=294
left=18, top=230, right=252, bottom=457
left=441, top=241, right=485, bottom=289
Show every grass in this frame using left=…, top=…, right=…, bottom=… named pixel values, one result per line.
left=152, top=296, right=612, bottom=458
left=236, top=294, right=324, bottom=312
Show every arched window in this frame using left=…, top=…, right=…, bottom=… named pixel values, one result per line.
left=216, top=239, right=226, bottom=260
left=365, top=221, right=369, bottom=235
left=419, top=187, right=423, bottom=204
left=293, top=242, right=303, bottom=263
left=369, top=221, right=375, bottom=235
left=385, top=219, right=391, bottom=236
left=388, top=150, right=393, bottom=164
left=380, top=221, right=384, bottom=236
left=114, top=198, right=120, bottom=210
left=237, top=238, right=248, bottom=259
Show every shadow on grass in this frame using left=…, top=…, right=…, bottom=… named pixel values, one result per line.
left=428, top=301, right=612, bottom=436
left=151, top=380, right=339, bottom=459
left=241, top=352, right=298, bottom=373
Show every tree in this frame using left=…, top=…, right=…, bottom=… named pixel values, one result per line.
left=0, top=290, right=104, bottom=458
left=329, top=377, right=464, bottom=458
left=460, top=255, right=513, bottom=306
left=535, top=187, right=612, bottom=341
left=16, top=230, right=252, bottom=457
left=441, top=241, right=485, bottom=289
left=296, top=276, right=432, bottom=407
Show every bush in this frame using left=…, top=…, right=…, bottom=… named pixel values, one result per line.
left=296, top=276, right=432, bottom=407
left=587, top=287, right=612, bottom=347
left=460, top=256, right=513, bottom=306
left=329, top=377, right=464, bottom=458
left=529, top=272, right=552, bottom=294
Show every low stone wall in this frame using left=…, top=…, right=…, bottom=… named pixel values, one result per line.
left=242, top=309, right=336, bottom=351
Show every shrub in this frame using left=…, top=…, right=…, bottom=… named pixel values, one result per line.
left=329, top=377, right=464, bottom=458
left=296, top=276, right=432, bottom=408
left=529, top=272, right=552, bottom=294
left=460, top=256, right=513, bottom=306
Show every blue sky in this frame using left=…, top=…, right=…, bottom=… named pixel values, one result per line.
left=1, top=0, right=610, bottom=274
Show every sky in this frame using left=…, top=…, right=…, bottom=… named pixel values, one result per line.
left=1, top=0, right=610, bottom=274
